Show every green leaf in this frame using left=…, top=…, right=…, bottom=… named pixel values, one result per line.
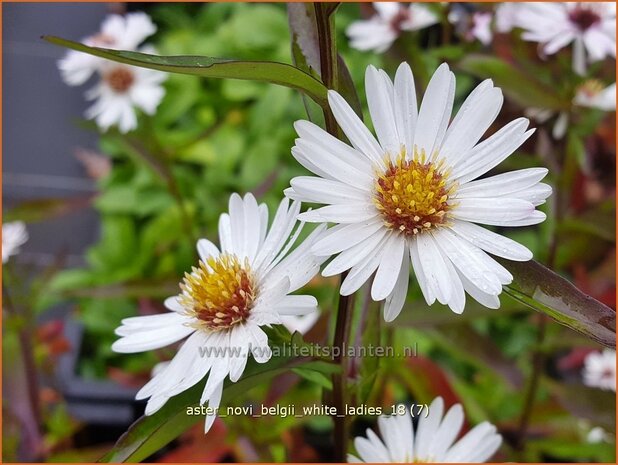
left=457, top=55, right=567, bottom=110
left=99, top=353, right=314, bottom=463
left=43, top=36, right=328, bottom=109
left=500, top=258, right=616, bottom=348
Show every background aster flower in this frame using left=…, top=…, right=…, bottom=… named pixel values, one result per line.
left=2, top=221, right=28, bottom=264
left=583, top=348, right=616, bottom=391
left=286, top=62, right=551, bottom=321
left=512, top=2, right=616, bottom=75
left=348, top=397, right=502, bottom=463
left=58, top=12, right=166, bottom=133
left=346, top=2, right=439, bottom=53
left=112, top=193, right=326, bottom=432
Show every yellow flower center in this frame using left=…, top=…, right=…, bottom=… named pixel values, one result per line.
left=578, top=79, right=605, bottom=98
left=105, top=66, right=135, bottom=94
left=374, top=149, right=454, bottom=236
left=179, top=254, right=256, bottom=331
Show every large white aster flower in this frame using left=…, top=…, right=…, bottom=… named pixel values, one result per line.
left=2, top=221, right=29, bottom=264
left=513, top=2, right=616, bottom=75
left=583, top=348, right=616, bottom=391
left=346, top=2, right=439, bottom=53
left=58, top=12, right=166, bottom=133
left=286, top=62, right=550, bottom=321
left=112, top=193, right=326, bottom=432
left=348, top=397, right=502, bottom=463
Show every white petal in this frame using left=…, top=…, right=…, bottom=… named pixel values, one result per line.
left=409, top=237, right=435, bottom=305
left=340, top=234, right=391, bottom=296
left=328, top=90, right=385, bottom=167
left=197, top=239, right=220, bottom=262
left=322, top=228, right=387, bottom=277
left=311, top=221, right=383, bottom=256
left=450, top=220, right=533, bottom=261
left=371, top=234, right=406, bottom=301
left=366, top=65, right=400, bottom=156
left=456, top=167, right=549, bottom=198
left=416, top=234, right=452, bottom=304
left=440, top=80, right=503, bottom=165
left=383, top=252, right=410, bottom=322
left=298, top=203, right=378, bottom=224
left=393, top=62, right=418, bottom=155
left=290, top=177, right=369, bottom=204
left=414, top=64, right=455, bottom=157
left=450, top=198, right=535, bottom=226
left=453, top=118, right=534, bottom=183
left=432, top=229, right=502, bottom=295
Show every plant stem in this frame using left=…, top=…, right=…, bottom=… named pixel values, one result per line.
left=314, top=2, right=340, bottom=137
left=314, top=3, right=353, bottom=460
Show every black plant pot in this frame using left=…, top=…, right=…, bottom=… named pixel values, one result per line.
left=57, top=318, right=143, bottom=429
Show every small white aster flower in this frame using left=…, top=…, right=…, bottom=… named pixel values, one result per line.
left=448, top=8, right=493, bottom=45
left=574, top=80, right=616, bottom=111
left=526, top=79, right=615, bottom=139
left=587, top=426, right=610, bottom=443
left=348, top=397, right=502, bottom=463
left=2, top=221, right=28, bottom=264
left=58, top=12, right=166, bottom=133
left=347, top=2, right=439, bottom=53
left=514, top=2, right=616, bottom=75
left=112, top=193, right=326, bottom=432
left=287, top=62, right=550, bottom=321
left=583, top=348, right=616, bottom=391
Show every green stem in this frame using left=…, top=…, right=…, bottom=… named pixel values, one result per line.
left=314, top=3, right=352, bottom=461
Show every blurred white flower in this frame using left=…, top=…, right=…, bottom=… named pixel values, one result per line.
left=347, top=2, right=439, bottom=53
left=574, top=80, right=616, bottom=111
left=113, top=193, right=326, bottom=432
left=58, top=12, right=166, bottom=133
left=494, top=2, right=520, bottom=33
left=348, top=397, right=502, bottom=462
left=583, top=348, right=616, bottom=391
left=526, top=80, right=615, bottom=139
left=587, top=426, right=610, bottom=443
left=287, top=62, right=549, bottom=320
left=448, top=7, right=493, bottom=45
left=514, top=2, right=616, bottom=75
left=2, top=221, right=28, bottom=264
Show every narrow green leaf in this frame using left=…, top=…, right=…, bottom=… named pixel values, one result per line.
left=500, top=258, right=616, bottom=348
left=43, top=36, right=328, bottom=109
left=458, top=55, right=567, bottom=110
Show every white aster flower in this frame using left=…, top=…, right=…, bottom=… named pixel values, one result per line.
left=2, top=221, right=29, bottom=264
left=448, top=7, right=493, bottom=45
left=58, top=12, right=166, bottom=133
left=583, top=348, right=616, bottom=391
left=526, top=79, right=615, bottom=139
left=574, top=80, right=616, bottom=111
left=112, top=193, right=326, bottom=432
left=286, top=62, right=550, bottom=321
left=347, top=2, right=439, bottom=53
left=348, top=397, right=502, bottom=463
left=514, top=2, right=616, bottom=75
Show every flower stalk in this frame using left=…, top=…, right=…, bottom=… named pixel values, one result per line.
left=314, top=3, right=353, bottom=461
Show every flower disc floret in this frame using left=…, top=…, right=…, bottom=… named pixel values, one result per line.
left=180, top=254, right=256, bottom=331
left=375, top=149, right=453, bottom=236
